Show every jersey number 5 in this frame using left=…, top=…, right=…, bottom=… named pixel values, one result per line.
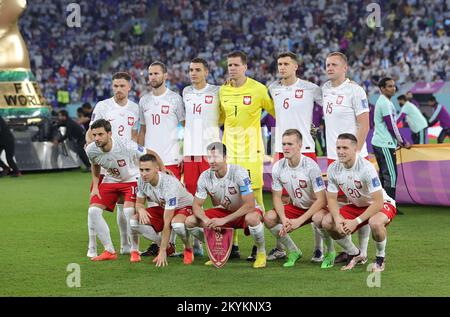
left=326, top=102, right=333, bottom=114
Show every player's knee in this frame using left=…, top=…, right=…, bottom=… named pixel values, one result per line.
left=368, top=216, right=383, bottom=231
left=171, top=222, right=186, bottom=234
left=88, top=206, right=103, bottom=217
left=281, top=195, right=290, bottom=205
left=322, top=214, right=333, bottom=229
left=184, top=215, right=197, bottom=228
left=245, top=211, right=261, bottom=226
left=263, top=210, right=278, bottom=228
left=312, top=213, right=323, bottom=228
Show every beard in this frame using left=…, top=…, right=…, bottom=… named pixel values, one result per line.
left=150, top=80, right=164, bottom=89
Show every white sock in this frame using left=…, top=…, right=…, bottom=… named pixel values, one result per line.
left=88, top=206, right=114, bottom=253
left=124, top=207, right=137, bottom=251
left=375, top=238, right=387, bottom=257
left=248, top=223, right=266, bottom=254
left=171, top=222, right=190, bottom=248
left=129, top=219, right=140, bottom=251
left=169, top=230, right=177, bottom=245
left=116, top=204, right=129, bottom=249
left=335, top=235, right=359, bottom=255
left=276, top=238, right=284, bottom=250
left=130, top=220, right=161, bottom=245
left=87, top=212, right=97, bottom=251
left=358, top=224, right=371, bottom=257
left=269, top=224, right=298, bottom=252
left=312, top=223, right=323, bottom=252
left=187, top=227, right=205, bottom=242
left=319, top=228, right=335, bottom=253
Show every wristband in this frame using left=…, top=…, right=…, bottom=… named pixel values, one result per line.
left=355, top=217, right=363, bottom=224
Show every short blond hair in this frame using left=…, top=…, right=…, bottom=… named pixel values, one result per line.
left=327, top=52, right=348, bottom=65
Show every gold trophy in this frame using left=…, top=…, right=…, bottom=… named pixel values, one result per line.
left=0, top=0, right=46, bottom=111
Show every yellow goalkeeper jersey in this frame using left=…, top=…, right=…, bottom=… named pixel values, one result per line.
left=219, top=77, right=274, bottom=161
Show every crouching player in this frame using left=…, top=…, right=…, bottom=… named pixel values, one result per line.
left=86, top=119, right=165, bottom=260
left=321, top=133, right=396, bottom=271
left=130, top=154, right=195, bottom=266
left=185, top=142, right=267, bottom=268
left=264, top=129, right=327, bottom=268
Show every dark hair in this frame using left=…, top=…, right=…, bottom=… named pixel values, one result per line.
left=58, top=110, right=69, bottom=119
left=327, top=52, right=348, bottom=65
left=139, top=154, right=158, bottom=164
left=227, top=51, right=247, bottom=65
left=429, top=96, right=437, bottom=103
left=207, top=142, right=227, bottom=157
left=337, top=133, right=358, bottom=144
left=282, top=129, right=303, bottom=142
left=397, top=95, right=407, bottom=101
left=149, top=61, right=167, bottom=73
left=81, top=102, right=92, bottom=110
left=112, top=72, right=131, bottom=82
left=90, top=119, right=112, bottom=132
left=190, top=57, right=209, bottom=71
left=378, top=77, right=393, bottom=89
left=77, top=107, right=84, bottom=115
left=277, top=52, right=298, bottom=63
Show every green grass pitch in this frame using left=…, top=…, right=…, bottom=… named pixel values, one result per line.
left=1, top=170, right=450, bottom=296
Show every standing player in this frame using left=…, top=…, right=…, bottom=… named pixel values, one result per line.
left=85, top=72, right=141, bottom=255
left=138, top=61, right=185, bottom=255
left=182, top=57, right=221, bottom=256
left=185, top=142, right=267, bottom=268
left=219, top=50, right=275, bottom=259
left=129, top=154, right=195, bottom=266
left=138, top=61, right=185, bottom=179
left=268, top=52, right=324, bottom=262
left=85, top=119, right=165, bottom=260
left=321, top=52, right=371, bottom=264
left=321, top=133, right=397, bottom=272
left=264, top=129, right=328, bottom=268
left=428, top=96, right=450, bottom=143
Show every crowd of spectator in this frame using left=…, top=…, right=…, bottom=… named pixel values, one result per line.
left=21, top=0, right=449, bottom=106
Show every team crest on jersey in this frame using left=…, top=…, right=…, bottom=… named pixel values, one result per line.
left=205, top=95, right=213, bottom=104
left=299, top=179, right=307, bottom=188
left=228, top=187, right=237, bottom=195
left=295, top=89, right=304, bottom=99
left=243, top=96, right=252, bottom=105
left=161, top=105, right=170, bottom=114
left=128, top=117, right=134, bottom=126
left=117, top=159, right=126, bottom=167
left=336, top=95, right=344, bottom=104
left=354, top=180, right=362, bottom=189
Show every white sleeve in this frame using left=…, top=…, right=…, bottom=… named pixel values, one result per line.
left=163, top=178, right=179, bottom=210
left=365, top=165, right=383, bottom=194
left=195, top=172, right=208, bottom=200
left=313, top=85, right=323, bottom=106
left=138, top=98, right=146, bottom=125
left=326, top=165, right=339, bottom=193
left=310, top=164, right=326, bottom=193
left=90, top=102, right=104, bottom=126
left=352, top=85, right=370, bottom=116
left=136, top=177, right=146, bottom=198
left=271, top=162, right=283, bottom=192
left=236, top=167, right=253, bottom=196
left=175, top=95, right=185, bottom=122
left=126, top=140, right=146, bottom=158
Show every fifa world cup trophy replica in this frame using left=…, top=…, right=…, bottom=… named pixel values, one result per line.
left=0, top=0, right=45, bottom=108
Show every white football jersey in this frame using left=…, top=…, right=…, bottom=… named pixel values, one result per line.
left=86, top=138, right=145, bottom=183
left=196, top=164, right=261, bottom=212
left=269, top=79, right=322, bottom=154
left=322, top=79, right=369, bottom=160
left=327, top=156, right=395, bottom=207
left=182, top=84, right=221, bottom=156
left=90, top=97, right=140, bottom=141
left=136, top=172, right=193, bottom=210
left=139, top=89, right=185, bottom=165
left=271, top=155, right=326, bottom=209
